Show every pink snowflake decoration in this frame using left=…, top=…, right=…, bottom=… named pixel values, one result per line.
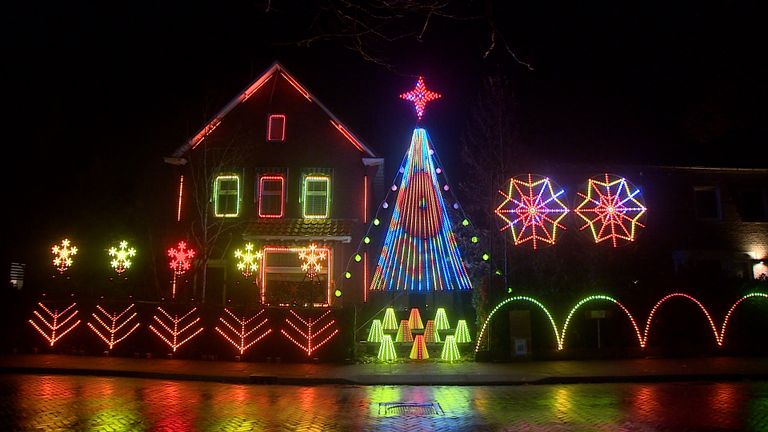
left=168, top=241, right=196, bottom=275
left=495, top=174, right=569, bottom=249
left=574, top=173, right=647, bottom=247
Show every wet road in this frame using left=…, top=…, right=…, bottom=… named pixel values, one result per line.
left=0, top=374, right=767, bottom=431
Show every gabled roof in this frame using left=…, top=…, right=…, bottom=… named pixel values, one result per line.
left=169, top=62, right=377, bottom=159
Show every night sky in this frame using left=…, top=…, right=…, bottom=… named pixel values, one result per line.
left=5, top=1, right=766, bottom=266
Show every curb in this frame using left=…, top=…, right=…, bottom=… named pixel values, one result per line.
left=4, top=367, right=767, bottom=387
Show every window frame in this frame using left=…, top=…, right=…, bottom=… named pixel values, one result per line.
left=258, top=174, right=286, bottom=218
left=302, top=175, right=330, bottom=219
left=267, top=114, right=286, bottom=142
left=214, top=174, right=241, bottom=218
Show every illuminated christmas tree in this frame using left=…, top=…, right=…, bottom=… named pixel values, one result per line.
left=378, top=335, right=397, bottom=361
left=370, top=78, right=472, bottom=292
left=409, top=334, right=429, bottom=360
left=367, top=319, right=384, bottom=343
left=408, top=308, right=424, bottom=330
left=382, top=308, right=398, bottom=330
left=395, top=320, right=413, bottom=343
left=423, top=320, right=441, bottom=343
left=434, top=308, right=450, bottom=331
left=454, top=320, right=472, bottom=343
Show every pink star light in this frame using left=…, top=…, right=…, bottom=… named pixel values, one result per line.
left=400, top=76, right=442, bottom=120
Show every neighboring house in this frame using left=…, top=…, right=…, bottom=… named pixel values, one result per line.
left=165, top=62, right=383, bottom=308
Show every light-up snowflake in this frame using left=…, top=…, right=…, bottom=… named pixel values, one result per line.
left=234, top=243, right=262, bottom=278
left=574, top=173, right=647, bottom=247
left=495, top=174, right=569, bottom=249
left=168, top=241, right=195, bottom=275
left=298, top=244, right=326, bottom=279
left=400, top=76, right=442, bottom=120
left=108, top=240, right=136, bottom=274
left=52, top=239, right=78, bottom=273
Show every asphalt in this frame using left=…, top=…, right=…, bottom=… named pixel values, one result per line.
left=2, top=354, right=768, bottom=386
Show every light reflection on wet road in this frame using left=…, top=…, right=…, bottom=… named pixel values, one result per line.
left=1, top=374, right=767, bottom=431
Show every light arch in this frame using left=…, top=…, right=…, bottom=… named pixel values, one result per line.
left=559, top=295, right=643, bottom=350
left=642, top=293, right=719, bottom=348
left=475, top=296, right=560, bottom=353
left=718, top=293, right=768, bottom=346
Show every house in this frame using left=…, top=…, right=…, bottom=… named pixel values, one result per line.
left=165, top=62, right=384, bottom=308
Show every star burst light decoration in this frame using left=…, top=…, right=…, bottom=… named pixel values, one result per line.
left=168, top=241, right=196, bottom=275
left=234, top=243, right=262, bottom=278
left=495, top=174, right=569, bottom=249
left=108, top=240, right=136, bottom=274
left=298, top=244, right=326, bottom=279
left=399, top=76, right=441, bottom=120
left=574, top=173, right=647, bottom=247
left=52, top=239, right=78, bottom=273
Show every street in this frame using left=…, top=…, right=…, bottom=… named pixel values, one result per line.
left=1, top=374, right=766, bottom=431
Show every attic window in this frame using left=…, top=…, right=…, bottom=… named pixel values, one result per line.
left=267, top=114, right=286, bottom=142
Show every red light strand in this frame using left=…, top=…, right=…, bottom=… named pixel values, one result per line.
left=28, top=302, right=81, bottom=347
left=280, top=309, right=339, bottom=356
left=149, top=307, right=204, bottom=353
left=87, top=304, right=140, bottom=350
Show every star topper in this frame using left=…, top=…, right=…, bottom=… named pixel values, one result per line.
left=400, top=76, right=441, bottom=120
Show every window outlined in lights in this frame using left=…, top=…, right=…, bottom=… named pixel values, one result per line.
left=258, top=175, right=285, bottom=218
left=267, top=114, right=286, bottom=142
left=214, top=175, right=240, bottom=217
left=303, top=175, right=330, bottom=219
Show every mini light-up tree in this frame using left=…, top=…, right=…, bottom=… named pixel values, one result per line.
left=29, top=303, right=81, bottom=347
left=168, top=241, right=196, bottom=299
left=108, top=241, right=137, bottom=274
left=378, top=335, right=397, bottom=361
left=423, top=320, right=441, bottom=343
left=574, top=174, right=647, bottom=247
left=408, top=308, right=424, bottom=330
left=409, top=334, right=429, bottom=360
left=215, top=309, right=271, bottom=356
left=434, top=308, right=450, bottom=331
left=455, top=320, right=471, bottom=343
left=281, top=310, right=339, bottom=356
left=495, top=174, right=569, bottom=249
left=51, top=239, right=77, bottom=273
left=395, top=320, right=413, bottom=343
left=87, top=304, right=140, bottom=350
left=367, top=319, right=384, bottom=343
left=382, top=308, right=398, bottom=330
left=149, top=307, right=204, bottom=353
left=370, top=78, right=472, bottom=292
left=441, top=335, right=461, bottom=362
left=234, top=243, right=262, bottom=279
left=298, top=244, right=327, bottom=280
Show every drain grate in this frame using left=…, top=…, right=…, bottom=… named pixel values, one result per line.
left=378, top=402, right=445, bottom=417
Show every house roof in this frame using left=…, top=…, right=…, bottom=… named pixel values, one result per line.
left=242, top=218, right=356, bottom=243
left=169, top=62, right=377, bottom=159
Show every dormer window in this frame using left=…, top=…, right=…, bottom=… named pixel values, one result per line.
left=267, top=114, right=286, bottom=141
